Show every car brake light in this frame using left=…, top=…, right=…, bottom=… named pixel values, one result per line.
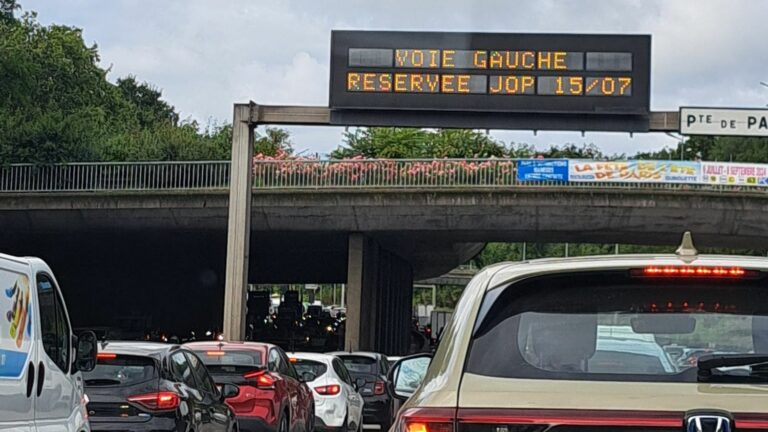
left=374, top=380, right=386, bottom=395
left=289, top=357, right=298, bottom=363
left=315, top=384, right=341, bottom=395
left=206, top=351, right=226, bottom=356
left=400, top=408, right=454, bottom=432
left=634, top=266, right=752, bottom=278
left=243, top=369, right=275, bottom=389
left=96, top=353, right=117, bottom=360
left=128, top=391, right=180, bottom=411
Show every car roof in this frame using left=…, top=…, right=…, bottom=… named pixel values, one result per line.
left=485, top=253, right=768, bottom=291
left=184, top=341, right=274, bottom=352
left=98, top=341, right=181, bottom=359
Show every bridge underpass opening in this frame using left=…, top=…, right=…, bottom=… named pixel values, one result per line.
left=6, top=155, right=768, bottom=354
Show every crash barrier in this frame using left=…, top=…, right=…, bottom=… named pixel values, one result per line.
left=1, top=159, right=767, bottom=192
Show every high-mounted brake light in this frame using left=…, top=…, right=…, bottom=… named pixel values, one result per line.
left=243, top=369, right=275, bottom=389
left=634, top=266, right=752, bottom=278
left=315, top=384, right=341, bottom=395
left=206, top=351, right=226, bottom=356
left=289, top=357, right=298, bottom=363
left=96, top=353, right=117, bottom=360
left=128, top=391, right=180, bottom=411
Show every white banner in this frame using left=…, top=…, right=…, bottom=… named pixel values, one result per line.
left=700, top=162, right=768, bottom=186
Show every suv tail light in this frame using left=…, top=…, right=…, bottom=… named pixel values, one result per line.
left=373, top=380, right=386, bottom=395
left=243, top=369, right=275, bottom=389
left=127, top=391, right=180, bottom=411
left=315, top=384, right=341, bottom=395
left=399, top=408, right=454, bottom=432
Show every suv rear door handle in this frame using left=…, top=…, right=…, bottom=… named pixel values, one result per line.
left=36, top=362, right=45, bottom=397
left=25, top=362, right=35, bottom=398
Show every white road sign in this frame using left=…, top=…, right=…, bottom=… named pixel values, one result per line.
left=680, top=107, right=768, bottom=136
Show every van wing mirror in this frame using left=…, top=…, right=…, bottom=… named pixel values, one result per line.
left=75, top=331, right=98, bottom=372
left=386, top=354, right=432, bottom=401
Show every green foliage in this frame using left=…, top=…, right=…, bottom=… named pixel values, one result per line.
left=116, top=76, right=179, bottom=128
left=254, top=127, right=293, bottom=157
left=332, top=128, right=506, bottom=159
left=1, top=0, right=19, bottom=22
left=0, top=6, right=231, bottom=163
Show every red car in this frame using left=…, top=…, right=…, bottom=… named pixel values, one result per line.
left=186, top=341, right=314, bottom=432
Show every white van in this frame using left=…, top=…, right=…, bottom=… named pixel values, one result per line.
left=0, top=253, right=98, bottom=431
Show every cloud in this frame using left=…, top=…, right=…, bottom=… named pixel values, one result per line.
left=21, top=0, right=768, bottom=156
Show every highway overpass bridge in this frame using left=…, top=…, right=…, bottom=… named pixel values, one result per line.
left=2, top=160, right=768, bottom=353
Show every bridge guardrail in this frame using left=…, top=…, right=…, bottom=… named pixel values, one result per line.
left=0, top=161, right=231, bottom=192
left=1, top=159, right=767, bottom=193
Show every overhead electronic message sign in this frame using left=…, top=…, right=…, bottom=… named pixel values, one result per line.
left=330, top=31, right=651, bottom=122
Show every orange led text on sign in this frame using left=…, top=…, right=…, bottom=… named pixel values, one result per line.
left=395, top=49, right=441, bottom=68
left=489, top=75, right=535, bottom=94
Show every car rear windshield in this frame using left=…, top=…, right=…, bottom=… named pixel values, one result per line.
left=293, top=359, right=328, bottom=381
left=83, top=355, right=157, bottom=387
left=466, top=270, right=768, bottom=383
left=339, top=356, right=377, bottom=374
left=193, top=349, right=263, bottom=374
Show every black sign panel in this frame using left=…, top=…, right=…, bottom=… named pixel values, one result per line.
left=329, top=31, right=651, bottom=118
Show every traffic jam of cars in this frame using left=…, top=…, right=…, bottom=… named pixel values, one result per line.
left=8, top=232, right=768, bottom=432
left=7, top=228, right=768, bottom=432
left=80, top=339, right=400, bottom=432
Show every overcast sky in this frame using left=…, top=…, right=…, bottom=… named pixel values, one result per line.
left=22, top=0, right=768, bottom=156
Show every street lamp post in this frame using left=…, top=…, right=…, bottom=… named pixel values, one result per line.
left=762, top=82, right=768, bottom=107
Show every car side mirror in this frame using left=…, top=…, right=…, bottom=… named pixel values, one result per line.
left=354, top=377, right=366, bottom=391
left=220, top=383, right=240, bottom=399
left=75, top=331, right=98, bottom=373
left=387, top=354, right=432, bottom=401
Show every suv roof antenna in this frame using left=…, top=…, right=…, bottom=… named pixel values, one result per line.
left=676, top=231, right=698, bottom=262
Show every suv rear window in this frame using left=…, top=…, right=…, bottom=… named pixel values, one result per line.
left=339, top=356, right=377, bottom=374
left=466, top=271, right=768, bottom=383
left=293, top=359, right=327, bottom=381
left=83, top=355, right=157, bottom=387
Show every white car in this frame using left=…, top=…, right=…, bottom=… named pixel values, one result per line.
left=290, top=352, right=364, bottom=432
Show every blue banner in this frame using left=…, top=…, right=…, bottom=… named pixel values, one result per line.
left=517, top=159, right=569, bottom=182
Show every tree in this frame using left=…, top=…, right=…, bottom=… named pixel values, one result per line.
left=254, top=127, right=293, bottom=157
left=116, top=76, right=179, bottom=128
left=332, top=127, right=506, bottom=159
left=0, top=0, right=19, bottom=23
left=0, top=5, right=233, bottom=163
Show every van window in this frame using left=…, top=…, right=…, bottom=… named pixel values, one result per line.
left=466, top=271, right=768, bottom=383
left=37, top=274, right=71, bottom=373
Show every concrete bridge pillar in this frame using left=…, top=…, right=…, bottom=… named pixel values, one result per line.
left=345, top=233, right=414, bottom=355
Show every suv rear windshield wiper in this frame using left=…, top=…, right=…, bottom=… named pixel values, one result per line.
left=697, top=354, right=768, bottom=382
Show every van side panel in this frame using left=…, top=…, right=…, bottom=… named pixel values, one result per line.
left=0, top=260, right=36, bottom=431
left=32, top=266, right=87, bottom=432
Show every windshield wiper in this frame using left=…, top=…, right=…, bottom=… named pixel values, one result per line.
left=697, top=354, right=768, bottom=382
